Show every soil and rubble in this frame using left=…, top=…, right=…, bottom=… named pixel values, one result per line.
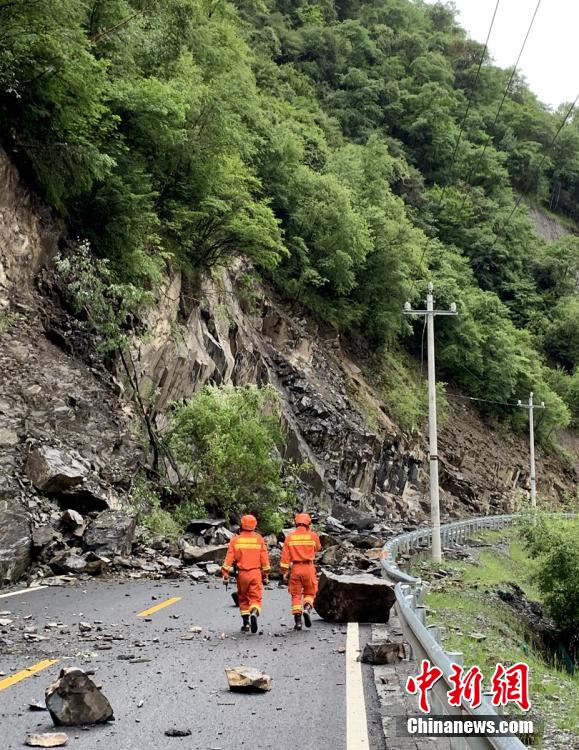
left=1, top=142, right=577, bottom=591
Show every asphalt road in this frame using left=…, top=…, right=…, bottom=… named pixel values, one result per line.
left=0, top=580, right=386, bottom=750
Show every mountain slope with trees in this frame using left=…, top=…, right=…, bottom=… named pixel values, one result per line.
left=1, top=0, right=577, bottom=442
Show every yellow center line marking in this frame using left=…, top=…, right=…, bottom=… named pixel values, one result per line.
left=0, top=659, right=59, bottom=692
left=137, top=596, right=182, bottom=618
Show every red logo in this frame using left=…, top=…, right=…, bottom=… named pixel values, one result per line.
left=491, top=662, right=531, bottom=711
left=405, top=659, right=443, bottom=713
left=447, top=664, right=483, bottom=708
left=405, top=660, right=531, bottom=713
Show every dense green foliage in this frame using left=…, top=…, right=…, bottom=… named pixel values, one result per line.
left=1, top=0, right=577, bottom=433
left=522, top=515, right=579, bottom=648
left=169, top=385, right=303, bottom=529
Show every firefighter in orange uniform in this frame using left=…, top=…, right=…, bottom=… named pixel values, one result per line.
left=221, top=515, right=270, bottom=633
left=281, top=513, right=321, bottom=630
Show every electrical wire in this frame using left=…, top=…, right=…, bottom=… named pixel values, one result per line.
left=443, top=0, right=501, bottom=197
left=457, top=0, right=542, bottom=216
left=451, top=393, right=549, bottom=410
left=409, top=0, right=501, bottom=299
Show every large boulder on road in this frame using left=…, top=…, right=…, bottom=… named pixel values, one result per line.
left=84, top=511, right=136, bottom=557
left=0, top=496, right=31, bottom=584
left=314, top=570, right=395, bottom=623
left=45, top=668, right=114, bottom=726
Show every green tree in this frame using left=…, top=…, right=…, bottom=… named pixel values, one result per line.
left=522, top=515, right=579, bottom=650
left=169, top=385, right=304, bottom=524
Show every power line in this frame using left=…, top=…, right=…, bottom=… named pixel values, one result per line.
left=451, top=392, right=551, bottom=410
left=409, top=0, right=501, bottom=298
left=443, top=0, right=501, bottom=196
left=457, top=0, right=542, bottom=214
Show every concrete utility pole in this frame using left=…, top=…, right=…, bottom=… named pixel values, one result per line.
left=517, top=392, right=545, bottom=508
left=404, top=283, right=457, bottom=563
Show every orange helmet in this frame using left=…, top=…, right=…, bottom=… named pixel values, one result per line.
left=295, top=512, right=311, bottom=527
left=240, top=514, right=257, bottom=531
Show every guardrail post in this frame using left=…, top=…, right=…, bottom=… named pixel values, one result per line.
left=427, top=625, right=441, bottom=643
left=483, top=690, right=503, bottom=715
left=415, top=605, right=427, bottom=625
left=415, top=583, right=428, bottom=606
left=446, top=651, right=464, bottom=667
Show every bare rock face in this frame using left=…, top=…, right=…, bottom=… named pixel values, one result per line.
left=45, top=668, right=114, bottom=726
left=361, top=640, right=405, bottom=664
left=314, top=570, right=395, bottom=623
left=180, top=541, right=228, bottom=564
left=0, top=495, right=31, bottom=585
left=225, top=666, right=272, bottom=692
left=32, top=525, right=59, bottom=550
left=84, top=511, right=136, bottom=557
left=26, top=446, right=87, bottom=493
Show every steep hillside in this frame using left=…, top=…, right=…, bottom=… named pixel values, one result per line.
left=1, top=0, right=578, bottom=434
left=1, top=148, right=576, bottom=584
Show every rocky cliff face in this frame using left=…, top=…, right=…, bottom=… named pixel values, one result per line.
left=0, top=147, right=576, bottom=586
left=127, top=264, right=576, bottom=519
left=0, top=148, right=139, bottom=584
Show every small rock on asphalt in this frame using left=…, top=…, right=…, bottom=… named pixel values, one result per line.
left=225, top=666, right=272, bottom=692
left=24, top=734, right=68, bottom=748
left=164, top=728, right=192, bottom=737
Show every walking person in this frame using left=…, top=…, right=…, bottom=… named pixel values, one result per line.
left=221, top=515, right=270, bottom=633
left=281, top=513, right=321, bottom=630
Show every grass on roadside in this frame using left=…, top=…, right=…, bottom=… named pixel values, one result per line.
left=411, top=530, right=579, bottom=740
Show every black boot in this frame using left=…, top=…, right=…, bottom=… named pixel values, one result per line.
left=241, top=615, right=250, bottom=632
left=303, top=603, right=312, bottom=628
left=294, top=613, right=303, bottom=631
left=250, top=607, right=259, bottom=634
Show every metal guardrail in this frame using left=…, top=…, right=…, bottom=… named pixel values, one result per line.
left=380, top=514, right=525, bottom=750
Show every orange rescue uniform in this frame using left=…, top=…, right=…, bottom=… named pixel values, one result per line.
left=280, top=528, right=322, bottom=614
left=221, top=531, right=270, bottom=616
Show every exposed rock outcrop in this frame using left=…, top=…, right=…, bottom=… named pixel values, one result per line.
left=0, top=494, right=31, bottom=584
left=0, top=144, right=576, bottom=588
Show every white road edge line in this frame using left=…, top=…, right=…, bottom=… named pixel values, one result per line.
left=346, top=621, right=370, bottom=750
left=0, top=586, right=48, bottom=600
